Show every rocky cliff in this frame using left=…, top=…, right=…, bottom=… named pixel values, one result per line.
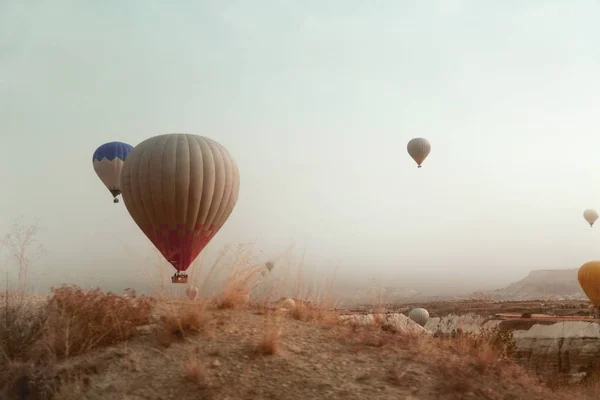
left=490, top=269, right=586, bottom=301
left=426, top=313, right=600, bottom=380
left=511, top=321, right=600, bottom=380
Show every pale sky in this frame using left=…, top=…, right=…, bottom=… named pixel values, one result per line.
left=1, top=1, right=600, bottom=295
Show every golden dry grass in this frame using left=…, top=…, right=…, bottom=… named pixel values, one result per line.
left=156, top=302, right=209, bottom=347
left=42, top=285, right=155, bottom=359
left=254, top=314, right=281, bottom=356
left=182, top=355, right=209, bottom=388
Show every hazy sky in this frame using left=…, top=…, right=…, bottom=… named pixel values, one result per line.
left=1, top=1, right=600, bottom=294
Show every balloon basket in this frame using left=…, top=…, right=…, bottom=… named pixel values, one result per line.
left=113, top=198, right=119, bottom=203
left=171, top=273, right=188, bottom=284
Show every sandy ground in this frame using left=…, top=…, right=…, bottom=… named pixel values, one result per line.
left=38, top=305, right=562, bottom=400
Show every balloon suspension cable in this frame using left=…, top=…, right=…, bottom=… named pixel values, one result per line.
left=171, top=271, right=188, bottom=284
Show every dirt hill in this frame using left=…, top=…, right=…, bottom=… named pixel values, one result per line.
left=1, top=288, right=592, bottom=400
left=485, top=269, right=586, bottom=301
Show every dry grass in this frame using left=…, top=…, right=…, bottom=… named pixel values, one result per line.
left=157, top=302, right=210, bottom=347
left=41, top=285, right=154, bottom=359
left=255, top=328, right=280, bottom=355
left=0, top=290, right=47, bottom=364
left=552, top=362, right=600, bottom=399
left=182, top=356, right=209, bottom=388
left=0, top=351, right=112, bottom=399
left=254, top=314, right=281, bottom=356
left=0, top=285, right=154, bottom=399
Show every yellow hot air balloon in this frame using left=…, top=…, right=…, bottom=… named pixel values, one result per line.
left=407, top=138, right=431, bottom=168
left=578, top=261, right=600, bottom=309
left=583, top=209, right=598, bottom=227
left=121, top=133, right=240, bottom=284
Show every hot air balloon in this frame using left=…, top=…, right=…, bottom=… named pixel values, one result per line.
left=408, top=308, right=429, bottom=327
left=407, top=138, right=431, bottom=168
left=583, top=209, right=598, bottom=227
left=578, top=261, right=600, bottom=317
left=266, top=261, right=274, bottom=273
left=121, top=134, right=240, bottom=284
left=93, top=141, right=134, bottom=203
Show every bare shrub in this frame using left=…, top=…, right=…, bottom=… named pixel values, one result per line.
left=0, top=217, right=45, bottom=291
left=0, top=355, right=106, bottom=399
left=182, top=356, right=208, bottom=388
left=157, top=304, right=208, bottom=347
left=255, top=327, right=280, bottom=356
left=0, top=291, right=47, bottom=364
left=41, top=285, right=154, bottom=358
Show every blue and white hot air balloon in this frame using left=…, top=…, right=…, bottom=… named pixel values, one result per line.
left=92, top=141, right=134, bottom=203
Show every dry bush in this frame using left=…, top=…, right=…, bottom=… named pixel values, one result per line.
left=0, top=217, right=45, bottom=291
left=553, top=361, right=600, bottom=399
left=41, top=285, right=154, bottom=359
left=437, top=327, right=516, bottom=373
left=424, top=327, right=524, bottom=397
left=287, top=303, right=341, bottom=332
left=217, top=287, right=250, bottom=309
left=255, top=328, right=280, bottom=356
left=0, top=354, right=106, bottom=400
left=157, top=303, right=209, bottom=347
left=182, top=356, right=208, bottom=388
left=254, top=315, right=281, bottom=356
left=0, top=291, right=47, bottom=364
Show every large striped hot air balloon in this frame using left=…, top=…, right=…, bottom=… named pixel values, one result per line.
left=92, top=141, right=134, bottom=203
left=121, top=134, right=240, bottom=284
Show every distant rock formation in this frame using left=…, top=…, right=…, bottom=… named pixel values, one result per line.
left=471, top=269, right=587, bottom=301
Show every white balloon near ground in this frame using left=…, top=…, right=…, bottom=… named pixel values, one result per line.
left=282, top=298, right=296, bottom=309
left=408, top=308, right=429, bottom=326
left=186, top=286, right=199, bottom=301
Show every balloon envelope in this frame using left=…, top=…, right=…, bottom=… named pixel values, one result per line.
left=266, top=261, right=274, bottom=272
left=121, top=133, right=240, bottom=273
left=583, top=209, right=598, bottom=227
left=92, top=141, right=134, bottom=202
left=408, top=308, right=429, bottom=327
left=578, top=261, right=600, bottom=306
left=406, top=138, right=431, bottom=168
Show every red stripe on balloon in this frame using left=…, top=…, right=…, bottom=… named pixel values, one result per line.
left=142, top=224, right=220, bottom=272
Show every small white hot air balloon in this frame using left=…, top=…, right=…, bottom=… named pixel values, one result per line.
left=407, top=138, right=431, bottom=168
left=282, top=298, right=296, bottom=309
left=584, top=209, right=599, bottom=227
left=186, top=286, right=199, bottom=301
left=266, top=261, right=274, bottom=273
left=408, top=308, right=429, bottom=327
left=92, top=141, right=134, bottom=203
